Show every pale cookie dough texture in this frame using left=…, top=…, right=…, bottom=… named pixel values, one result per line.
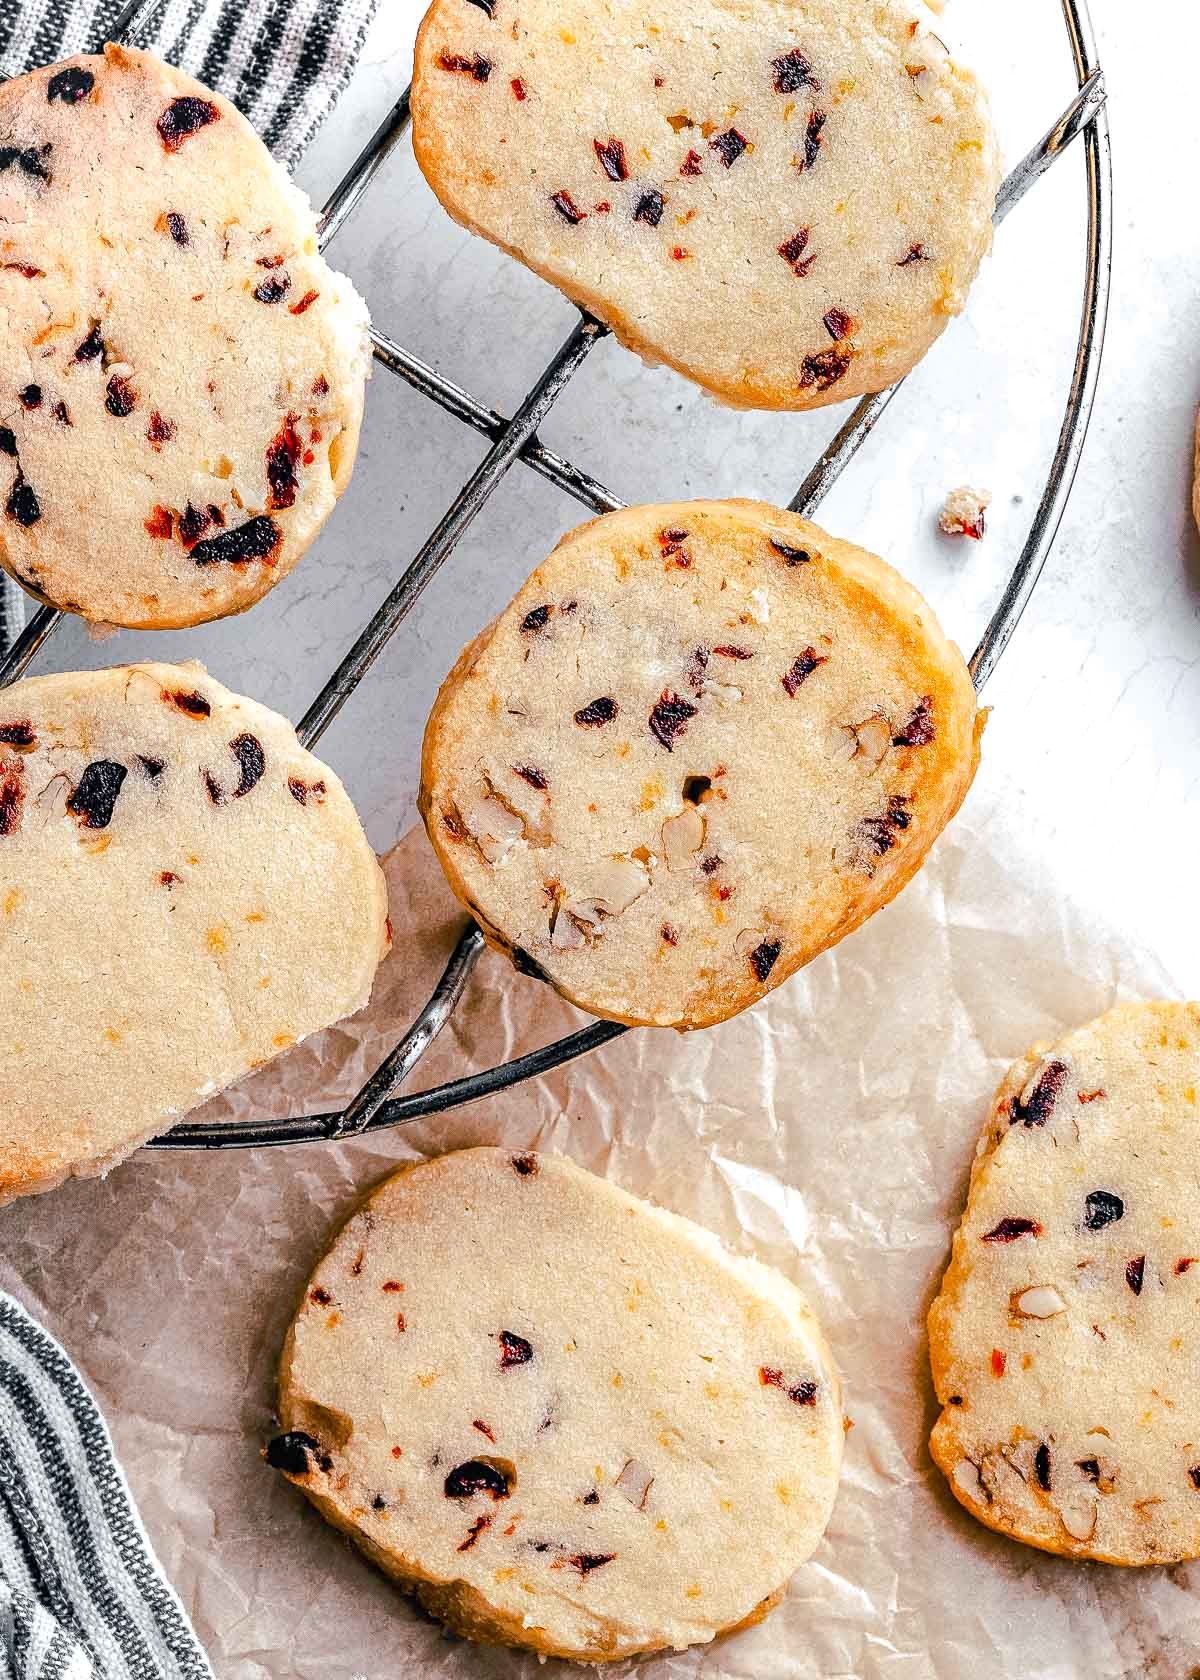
left=929, top=1001, right=1200, bottom=1565
left=0, top=45, right=370, bottom=629
left=411, top=0, right=1000, bottom=410
left=0, top=661, right=389, bottom=1205
left=272, top=1147, right=844, bottom=1662
left=420, top=499, right=983, bottom=1030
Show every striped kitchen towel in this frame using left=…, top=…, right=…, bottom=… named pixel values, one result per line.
left=0, top=1292, right=213, bottom=1680
left=0, top=0, right=382, bottom=651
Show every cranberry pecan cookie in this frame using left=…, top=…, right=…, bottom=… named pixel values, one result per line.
left=271, top=1147, right=843, bottom=1661
left=929, top=1001, right=1200, bottom=1565
left=0, top=44, right=369, bottom=629
left=0, top=661, right=389, bottom=1205
left=419, top=499, right=983, bottom=1030
left=411, top=0, right=999, bottom=410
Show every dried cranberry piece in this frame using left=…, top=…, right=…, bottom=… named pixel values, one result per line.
left=709, top=128, right=748, bottom=168
left=157, top=96, right=220, bottom=152
left=53, top=401, right=71, bottom=426
left=593, top=137, right=628, bottom=182
left=47, top=67, right=95, bottom=104
left=289, top=289, right=319, bottom=315
left=511, top=76, right=527, bottom=100
left=520, top=603, right=552, bottom=633
left=1009, top=1059, right=1069, bottom=1127
left=858, top=796, right=911, bottom=857
left=981, top=1217, right=1042, bottom=1243
left=164, top=211, right=189, bottom=246
left=202, top=770, right=224, bottom=805
left=147, top=411, right=176, bottom=449
left=772, top=47, right=819, bottom=93
left=574, top=696, right=617, bottom=727
left=661, top=923, right=679, bottom=945
left=551, top=189, right=587, bottom=224
left=74, top=321, right=104, bottom=361
left=0, top=428, right=15, bottom=457
left=0, top=722, right=34, bottom=747
left=567, top=1552, right=616, bottom=1576
left=165, top=688, right=210, bottom=717
left=513, top=764, right=547, bottom=789
left=1076, top=1457, right=1100, bottom=1482
left=5, top=473, right=41, bottom=528
left=749, top=939, right=781, bottom=983
left=1190, top=1467, right=1200, bottom=1490
left=265, top=1431, right=332, bottom=1474
left=444, top=1460, right=511, bottom=1500
left=800, top=346, right=851, bottom=391
left=104, top=375, right=137, bottom=418
left=1, top=262, right=43, bottom=278
left=684, top=647, right=708, bottom=691
left=178, top=502, right=212, bottom=547
left=436, top=51, right=492, bottom=80
left=823, top=307, right=855, bottom=342
left=1083, top=1190, right=1124, bottom=1230
left=499, top=1330, right=533, bottom=1368
left=458, top=1514, right=492, bottom=1551
left=229, top=733, right=265, bottom=797
left=893, top=696, right=935, bottom=747
left=0, top=761, right=24, bottom=836
left=770, top=538, right=811, bottom=565
left=898, top=243, right=928, bottom=266
left=778, top=227, right=816, bottom=278
left=633, top=189, right=665, bottom=226
left=137, top=754, right=165, bottom=779
left=512, top=1154, right=538, bottom=1176
left=712, top=644, right=753, bottom=660
left=0, top=146, right=52, bottom=183
left=253, top=272, right=291, bottom=305
left=190, top=514, right=281, bottom=566
left=18, top=385, right=41, bottom=410
left=581, top=1488, right=600, bottom=1505
left=266, top=415, right=302, bottom=510
left=680, top=148, right=703, bottom=176
left=781, top=648, right=827, bottom=696
left=799, top=108, right=826, bottom=172
left=1034, top=1443, right=1051, bottom=1491
left=465, top=0, right=496, bottom=13
left=144, top=505, right=173, bottom=540
left=648, top=691, right=697, bottom=751
left=66, top=759, right=127, bottom=829
left=1126, top=1255, right=1145, bottom=1295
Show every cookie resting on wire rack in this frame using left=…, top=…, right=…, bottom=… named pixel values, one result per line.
left=420, top=499, right=983, bottom=1030
left=0, top=44, right=370, bottom=629
left=929, top=1001, right=1200, bottom=1564
left=0, top=662, right=389, bottom=1206
left=411, top=0, right=1000, bottom=410
left=269, top=1147, right=843, bottom=1662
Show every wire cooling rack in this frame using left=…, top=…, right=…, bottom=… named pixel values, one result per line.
left=0, top=0, right=1111, bottom=1149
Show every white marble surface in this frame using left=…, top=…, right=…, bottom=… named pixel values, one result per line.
left=32, top=0, right=1197, bottom=991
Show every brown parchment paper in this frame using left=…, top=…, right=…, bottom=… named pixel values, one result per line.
left=0, top=775, right=1195, bottom=1680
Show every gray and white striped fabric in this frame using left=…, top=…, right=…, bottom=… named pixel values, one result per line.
left=0, top=0, right=381, bottom=651
left=0, top=1293, right=214, bottom=1680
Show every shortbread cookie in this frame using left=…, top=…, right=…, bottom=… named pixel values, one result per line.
left=411, top=0, right=999, bottom=410
left=0, top=661, right=389, bottom=1205
left=929, top=1001, right=1200, bottom=1565
left=271, top=1147, right=843, bottom=1661
left=0, top=45, right=369, bottom=629
left=419, top=499, right=983, bottom=1030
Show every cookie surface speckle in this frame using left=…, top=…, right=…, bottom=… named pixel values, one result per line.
left=929, top=1001, right=1200, bottom=1564
left=411, top=0, right=999, bottom=409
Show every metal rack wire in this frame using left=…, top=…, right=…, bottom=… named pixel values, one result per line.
left=0, top=0, right=1112, bottom=1148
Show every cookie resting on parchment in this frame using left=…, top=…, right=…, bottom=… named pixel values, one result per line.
left=411, top=0, right=1000, bottom=410
left=930, top=1001, right=1200, bottom=1565
left=270, top=1147, right=844, bottom=1661
left=0, top=45, right=369, bottom=629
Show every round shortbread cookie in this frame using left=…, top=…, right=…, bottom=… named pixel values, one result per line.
left=0, top=661, right=389, bottom=1205
left=0, top=44, right=370, bottom=629
left=419, top=499, right=983, bottom=1030
left=271, top=1147, right=843, bottom=1661
left=929, top=1001, right=1200, bottom=1565
left=411, top=0, right=999, bottom=411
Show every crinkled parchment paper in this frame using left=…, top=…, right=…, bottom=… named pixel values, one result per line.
left=1, top=773, right=1195, bottom=1680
